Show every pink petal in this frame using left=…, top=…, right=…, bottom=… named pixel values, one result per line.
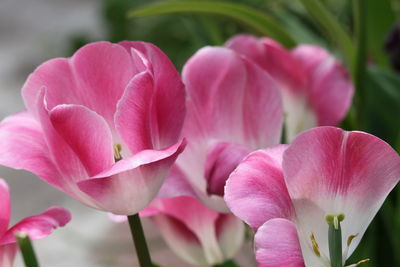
left=292, top=45, right=354, bottom=126
left=0, top=207, right=71, bottom=245
left=182, top=46, right=282, bottom=149
left=0, top=179, right=10, bottom=236
left=215, top=214, right=245, bottom=260
left=255, top=218, right=305, bottom=267
left=224, top=145, right=294, bottom=231
left=204, top=142, right=250, bottom=196
left=77, top=140, right=186, bottom=215
left=49, top=104, right=114, bottom=176
left=115, top=71, right=155, bottom=153
left=283, top=126, right=400, bottom=262
left=118, top=41, right=186, bottom=150
left=226, top=34, right=306, bottom=94
left=22, top=42, right=136, bottom=126
left=156, top=165, right=197, bottom=199
left=0, top=111, right=64, bottom=190
left=0, top=244, right=17, bottom=267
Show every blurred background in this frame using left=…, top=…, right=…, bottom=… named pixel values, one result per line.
left=0, top=0, right=399, bottom=266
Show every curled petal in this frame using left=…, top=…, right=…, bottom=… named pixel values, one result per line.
left=50, top=104, right=114, bottom=176
left=0, top=207, right=71, bottom=245
left=77, top=140, right=186, bottom=215
left=255, top=218, right=305, bottom=267
left=204, top=142, right=250, bottom=196
left=224, top=145, right=294, bottom=231
left=0, top=112, right=64, bottom=190
left=118, top=41, right=186, bottom=150
left=215, top=214, right=245, bottom=260
left=283, top=127, right=400, bottom=263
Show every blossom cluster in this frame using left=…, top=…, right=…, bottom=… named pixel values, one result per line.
left=0, top=34, right=399, bottom=267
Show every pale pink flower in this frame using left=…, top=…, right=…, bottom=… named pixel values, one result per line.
left=166, top=46, right=283, bottom=212
left=226, top=35, right=354, bottom=141
left=141, top=196, right=245, bottom=266
left=225, top=127, right=400, bottom=266
left=0, top=41, right=186, bottom=215
left=0, top=179, right=71, bottom=267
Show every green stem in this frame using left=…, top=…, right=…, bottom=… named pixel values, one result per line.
left=352, top=0, right=368, bottom=129
left=15, top=233, right=39, bottom=267
left=328, top=222, right=343, bottom=267
left=213, top=259, right=239, bottom=267
left=128, top=214, right=153, bottom=267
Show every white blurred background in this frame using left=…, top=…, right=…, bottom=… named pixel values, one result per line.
left=0, top=1, right=255, bottom=266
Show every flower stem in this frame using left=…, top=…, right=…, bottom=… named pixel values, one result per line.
left=213, top=259, right=239, bottom=267
left=15, top=233, right=39, bottom=267
left=127, top=214, right=153, bottom=267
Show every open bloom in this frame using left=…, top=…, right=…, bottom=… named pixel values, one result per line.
left=141, top=196, right=245, bottom=266
left=0, top=179, right=71, bottom=267
left=226, top=35, right=354, bottom=141
left=0, top=41, right=186, bottom=215
left=225, top=127, right=400, bottom=266
left=168, top=46, right=283, bottom=212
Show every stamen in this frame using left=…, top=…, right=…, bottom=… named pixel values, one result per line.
left=310, top=232, right=321, bottom=257
left=113, top=143, right=122, bottom=162
left=347, top=234, right=359, bottom=246
left=356, top=259, right=370, bottom=265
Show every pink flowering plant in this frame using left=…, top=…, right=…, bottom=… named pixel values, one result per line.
left=1, top=0, right=400, bottom=266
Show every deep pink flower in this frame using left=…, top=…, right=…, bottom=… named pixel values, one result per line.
left=166, top=46, right=283, bottom=212
left=225, top=127, right=400, bottom=266
left=226, top=35, right=354, bottom=141
left=0, top=179, right=71, bottom=267
left=141, top=196, right=245, bottom=266
left=0, top=41, right=186, bottom=215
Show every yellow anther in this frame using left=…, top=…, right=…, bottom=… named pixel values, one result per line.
left=347, top=233, right=359, bottom=246
left=310, top=233, right=321, bottom=257
left=113, top=143, right=122, bottom=162
left=355, top=258, right=370, bottom=265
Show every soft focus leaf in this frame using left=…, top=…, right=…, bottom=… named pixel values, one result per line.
left=299, top=0, right=355, bottom=66
left=366, top=0, right=396, bottom=67
left=363, top=66, right=400, bottom=148
left=128, top=0, right=297, bottom=48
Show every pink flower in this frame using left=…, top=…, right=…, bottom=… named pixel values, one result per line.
left=0, top=41, right=186, bottom=215
left=0, top=179, right=71, bottom=267
left=226, top=35, right=354, bottom=141
left=141, top=196, right=245, bottom=266
left=166, top=46, right=283, bottom=212
left=225, top=127, right=400, bottom=266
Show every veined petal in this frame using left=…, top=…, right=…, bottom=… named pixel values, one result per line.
left=118, top=41, right=186, bottom=150
left=0, top=207, right=71, bottom=245
left=22, top=42, right=136, bottom=126
left=224, top=145, right=294, bottom=231
left=49, top=104, right=114, bottom=176
left=226, top=34, right=306, bottom=94
left=255, top=218, right=305, bottom=267
left=77, top=140, right=185, bottom=215
left=0, top=180, right=10, bottom=236
left=283, top=127, right=400, bottom=264
left=0, top=244, right=17, bottom=267
left=0, top=111, right=64, bottom=190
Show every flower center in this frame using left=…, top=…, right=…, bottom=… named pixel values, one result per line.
left=113, top=143, right=122, bottom=162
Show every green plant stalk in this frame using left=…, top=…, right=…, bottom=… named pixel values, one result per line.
left=299, top=0, right=355, bottom=68
left=15, top=233, right=39, bottom=267
left=128, top=1, right=297, bottom=48
left=328, top=222, right=343, bottom=267
left=213, top=259, right=239, bottom=267
left=128, top=214, right=153, bottom=267
left=352, top=0, right=368, bottom=130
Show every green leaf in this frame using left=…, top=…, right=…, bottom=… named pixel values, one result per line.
left=128, top=0, right=297, bottom=48
left=366, top=0, right=396, bottom=68
left=363, top=66, right=400, bottom=148
left=298, top=0, right=355, bottom=67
